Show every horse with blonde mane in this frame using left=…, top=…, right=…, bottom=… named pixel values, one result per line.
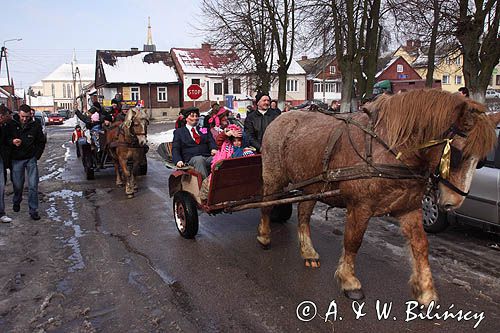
left=106, top=107, right=150, bottom=198
left=258, top=89, right=500, bottom=305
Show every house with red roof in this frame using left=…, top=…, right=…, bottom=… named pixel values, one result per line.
left=171, top=43, right=307, bottom=113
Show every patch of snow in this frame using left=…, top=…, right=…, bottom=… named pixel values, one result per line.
left=148, top=129, right=174, bottom=145
left=61, top=115, right=78, bottom=128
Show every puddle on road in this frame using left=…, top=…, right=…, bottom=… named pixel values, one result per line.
left=48, top=189, right=86, bottom=273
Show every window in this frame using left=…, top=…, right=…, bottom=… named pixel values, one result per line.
left=233, top=78, right=241, bottom=94
left=223, top=79, right=229, bottom=94
left=329, top=66, right=336, bottom=74
left=442, top=74, right=450, bottom=84
left=445, top=58, right=452, bottom=65
left=63, top=84, right=66, bottom=98
left=396, top=64, right=403, bottom=73
left=455, top=75, right=462, bottom=85
left=192, top=78, right=200, bottom=85
left=67, top=84, right=72, bottom=98
left=496, top=75, right=500, bottom=86
left=51, top=84, right=55, bottom=97
left=131, top=87, right=140, bottom=100
left=214, top=82, right=222, bottom=95
left=455, top=57, right=461, bottom=65
left=157, top=87, right=167, bottom=102
left=286, top=79, right=298, bottom=92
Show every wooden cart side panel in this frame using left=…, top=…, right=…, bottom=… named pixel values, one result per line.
left=169, top=170, right=203, bottom=205
left=207, top=155, right=263, bottom=205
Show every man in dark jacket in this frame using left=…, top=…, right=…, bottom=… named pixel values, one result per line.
left=7, top=104, right=46, bottom=220
left=244, top=92, right=280, bottom=152
left=172, top=107, right=217, bottom=178
left=0, top=105, right=13, bottom=223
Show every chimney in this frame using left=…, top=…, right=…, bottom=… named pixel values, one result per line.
left=131, top=47, right=139, bottom=51
left=301, top=55, right=308, bottom=60
left=201, top=43, right=211, bottom=50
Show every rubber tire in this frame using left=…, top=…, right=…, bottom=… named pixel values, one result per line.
left=173, top=191, right=199, bottom=239
left=86, top=168, right=95, bottom=180
left=422, top=194, right=449, bottom=233
left=270, top=204, right=293, bottom=223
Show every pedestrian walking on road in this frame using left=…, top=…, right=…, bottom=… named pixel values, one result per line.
left=0, top=105, right=13, bottom=223
left=7, top=104, right=46, bottom=220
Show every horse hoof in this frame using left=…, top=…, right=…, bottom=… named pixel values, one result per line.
left=344, top=289, right=365, bottom=301
left=304, top=259, right=321, bottom=268
left=127, top=194, right=134, bottom=199
left=257, top=236, right=271, bottom=250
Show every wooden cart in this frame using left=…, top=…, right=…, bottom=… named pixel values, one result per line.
left=168, top=154, right=339, bottom=238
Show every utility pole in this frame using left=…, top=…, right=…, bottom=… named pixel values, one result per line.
left=71, top=49, right=78, bottom=110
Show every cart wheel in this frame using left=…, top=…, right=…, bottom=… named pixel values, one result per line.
left=86, top=168, right=95, bottom=180
left=271, top=204, right=293, bottom=223
left=173, top=191, right=199, bottom=239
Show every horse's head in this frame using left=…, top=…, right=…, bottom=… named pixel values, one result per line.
left=436, top=106, right=500, bottom=210
left=372, top=90, right=500, bottom=211
left=125, top=107, right=150, bottom=146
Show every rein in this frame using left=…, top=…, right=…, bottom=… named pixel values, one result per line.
left=299, top=108, right=470, bottom=197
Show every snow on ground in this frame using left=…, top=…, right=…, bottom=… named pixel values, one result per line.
left=61, top=115, right=79, bottom=128
left=148, top=129, right=174, bottom=146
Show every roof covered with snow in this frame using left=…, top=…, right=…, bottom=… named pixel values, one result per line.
left=172, top=46, right=238, bottom=75
left=29, top=95, right=54, bottom=107
left=15, top=88, right=25, bottom=98
left=0, top=77, right=11, bottom=86
left=42, top=63, right=95, bottom=81
left=172, top=45, right=305, bottom=76
left=97, top=50, right=179, bottom=84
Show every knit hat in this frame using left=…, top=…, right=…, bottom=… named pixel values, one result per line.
left=225, top=124, right=242, bottom=138
left=255, top=91, right=270, bottom=103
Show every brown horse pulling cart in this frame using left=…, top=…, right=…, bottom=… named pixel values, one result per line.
left=169, top=90, right=500, bottom=306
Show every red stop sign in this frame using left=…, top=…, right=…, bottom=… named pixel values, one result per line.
left=187, top=84, right=202, bottom=100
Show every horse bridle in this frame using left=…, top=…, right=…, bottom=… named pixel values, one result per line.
left=431, top=125, right=470, bottom=197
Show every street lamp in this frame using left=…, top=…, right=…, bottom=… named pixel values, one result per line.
left=3, top=38, right=22, bottom=48
left=1, top=38, right=22, bottom=110
left=1, top=38, right=22, bottom=79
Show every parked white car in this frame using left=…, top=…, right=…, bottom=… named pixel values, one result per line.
left=485, top=89, right=500, bottom=99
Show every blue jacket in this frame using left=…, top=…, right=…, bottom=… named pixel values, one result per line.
left=172, top=126, right=217, bottom=164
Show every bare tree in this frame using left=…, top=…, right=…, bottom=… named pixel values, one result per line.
left=200, top=0, right=275, bottom=93
left=452, top=0, right=500, bottom=102
left=264, top=0, right=297, bottom=103
left=304, top=0, right=386, bottom=111
left=388, top=0, right=455, bottom=88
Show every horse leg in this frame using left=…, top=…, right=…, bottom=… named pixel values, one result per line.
left=257, top=170, right=287, bottom=248
left=118, top=157, right=133, bottom=198
left=114, top=160, right=123, bottom=186
left=398, top=209, right=438, bottom=305
left=257, top=206, right=272, bottom=248
left=297, top=200, right=320, bottom=268
left=335, top=205, right=371, bottom=300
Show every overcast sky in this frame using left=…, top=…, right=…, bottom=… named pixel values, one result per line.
left=0, top=0, right=204, bottom=89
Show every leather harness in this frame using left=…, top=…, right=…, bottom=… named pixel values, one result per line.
left=284, top=109, right=429, bottom=193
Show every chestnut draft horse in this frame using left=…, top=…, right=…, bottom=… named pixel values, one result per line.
left=107, top=107, right=150, bottom=198
left=258, top=90, right=500, bottom=305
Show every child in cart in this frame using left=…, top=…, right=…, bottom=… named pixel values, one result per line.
left=200, top=124, right=254, bottom=200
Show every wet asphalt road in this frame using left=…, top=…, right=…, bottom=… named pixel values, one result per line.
left=47, top=123, right=500, bottom=332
